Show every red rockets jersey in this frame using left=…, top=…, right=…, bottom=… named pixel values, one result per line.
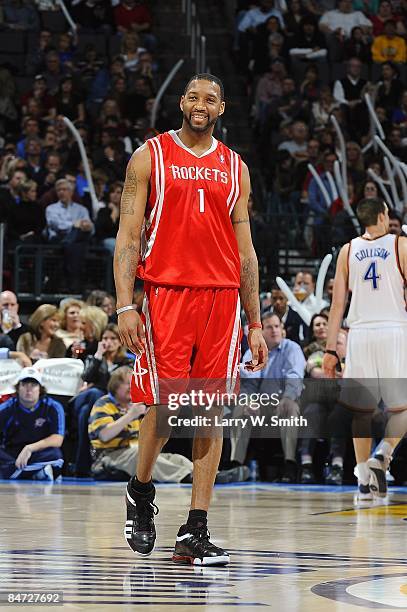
left=136, top=130, right=242, bottom=288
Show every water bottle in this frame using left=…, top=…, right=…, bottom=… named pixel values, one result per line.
left=249, top=459, right=259, bottom=482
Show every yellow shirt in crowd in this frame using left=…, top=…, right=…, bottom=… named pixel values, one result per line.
left=88, top=394, right=140, bottom=450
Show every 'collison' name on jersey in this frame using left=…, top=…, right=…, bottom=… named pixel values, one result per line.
left=354, top=247, right=391, bottom=262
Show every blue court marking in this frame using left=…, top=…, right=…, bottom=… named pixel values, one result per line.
left=1, top=478, right=407, bottom=494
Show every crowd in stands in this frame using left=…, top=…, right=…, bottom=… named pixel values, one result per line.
left=237, top=0, right=407, bottom=254
left=0, top=0, right=166, bottom=293
left=2, top=271, right=406, bottom=486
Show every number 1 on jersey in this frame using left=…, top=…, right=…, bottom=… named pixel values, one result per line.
left=363, top=261, right=380, bottom=289
left=198, top=188, right=205, bottom=213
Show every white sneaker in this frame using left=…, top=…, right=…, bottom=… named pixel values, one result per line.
left=356, top=482, right=373, bottom=503
left=367, top=456, right=387, bottom=498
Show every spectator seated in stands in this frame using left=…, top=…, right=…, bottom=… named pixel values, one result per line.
left=391, top=90, right=407, bottom=128
left=293, top=271, right=329, bottom=317
left=318, top=0, right=372, bottom=61
left=120, top=31, right=147, bottom=72
left=0, top=367, right=64, bottom=480
left=16, top=116, right=40, bottom=158
left=95, top=181, right=122, bottom=255
left=343, top=26, right=371, bottom=63
left=371, top=19, right=407, bottom=64
left=45, top=178, right=94, bottom=293
left=231, top=313, right=306, bottom=483
left=267, top=285, right=309, bottom=345
left=303, top=312, right=328, bottom=358
left=67, top=305, right=108, bottom=361
left=43, top=50, right=68, bottom=96
left=71, top=322, right=133, bottom=477
left=0, top=167, right=27, bottom=222
left=370, top=0, right=406, bottom=37
left=389, top=210, right=403, bottom=235
left=238, top=0, right=285, bottom=34
left=88, top=367, right=194, bottom=482
left=375, top=61, right=404, bottom=116
left=114, top=0, right=153, bottom=34
left=288, top=15, right=328, bottom=59
left=86, top=290, right=116, bottom=322
left=255, top=59, right=287, bottom=128
left=299, top=328, right=348, bottom=484
left=56, top=298, right=84, bottom=349
left=16, top=304, right=66, bottom=362
left=54, top=75, right=86, bottom=124
left=6, top=180, right=45, bottom=245
left=278, top=120, right=309, bottom=161
left=0, top=290, right=30, bottom=347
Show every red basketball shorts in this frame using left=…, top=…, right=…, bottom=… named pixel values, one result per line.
left=131, top=283, right=241, bottom=405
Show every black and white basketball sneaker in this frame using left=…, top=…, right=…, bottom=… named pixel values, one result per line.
left=172, top=524, right=230, bottom=566
left=124, top=481, right=159, bottom=556
left=367, top=455, right=388, bottom=498
left=356, top=482, right=373, bottom=503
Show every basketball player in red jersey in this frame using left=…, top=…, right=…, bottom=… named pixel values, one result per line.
left=114, top=73, right=267, bottom=566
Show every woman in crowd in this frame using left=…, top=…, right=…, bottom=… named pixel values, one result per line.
left=17, top=304, right=66, bottom=362
left=303, top=313, right=328, bottom=361
left=95, top=181, right=122, bottom=255
left=285, top=0, right=308, bottom=37
left=56, top=299, right=84, bottom=349
left=86, top=290, right=116, bottom=320
left=71, top=323, right=133, bottom=476
left=120, top=32, right=146, bottom=72
left=344, top=27, right=371, bottom=63
left=55, top=75, right=85, bottom=124
left=67, top=305, right=108, bottom=361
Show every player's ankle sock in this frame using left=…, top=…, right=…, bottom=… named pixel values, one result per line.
left=187, top=509, right=207, bottom=529
left=374, top=441, right=393, bottom=461
left=331, top=457, right=343, bottom=468
left=301, top=454, right=312, bottom=465
left=130, top=476, right=154, bottom=495
left=355, top=462, right=370, bottom=485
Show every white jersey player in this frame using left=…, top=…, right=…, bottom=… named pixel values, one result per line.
left=323, top=198, right=407, bottom=502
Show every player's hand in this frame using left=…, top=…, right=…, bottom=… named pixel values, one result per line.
left=322, top=352, right=339, bottom=378
left=117, top=310, right=145, bottom=356
left=15, top=445, right=32, bottom=469
left=127, top=403, right=147, bottom=420
left=245, top=329, right=268, bottom=372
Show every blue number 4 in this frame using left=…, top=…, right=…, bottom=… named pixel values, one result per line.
left=363, top=261, right=380, bottom=289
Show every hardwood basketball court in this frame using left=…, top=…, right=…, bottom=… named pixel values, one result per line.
left=1, top=481, right=407, bottom=611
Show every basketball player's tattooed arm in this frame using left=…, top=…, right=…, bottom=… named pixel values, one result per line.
left=113, top=144, right=151, bottom=355
left=232, top=162, right=268, bottom=371
left=323, top=244, right=349, bottom=377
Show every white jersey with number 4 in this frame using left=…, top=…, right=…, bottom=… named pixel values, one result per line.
left=347, top=233, right=407, bottom=329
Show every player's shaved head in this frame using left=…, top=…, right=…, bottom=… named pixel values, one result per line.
left=184, top=73, right=224, bottom=100
left=357, top=197, right=387, bottom=227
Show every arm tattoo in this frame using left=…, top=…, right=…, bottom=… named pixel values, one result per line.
left=117, top=243, right=139, bottom=279
left=240, top=256, right=260, bottom=323
left=120, top=168, right=138, bottom=214
left=232, top=217, right=249, bottom=225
